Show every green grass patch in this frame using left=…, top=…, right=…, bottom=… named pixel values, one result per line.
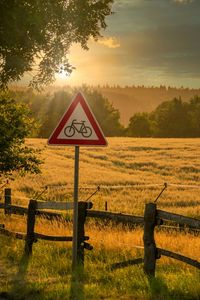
left=0, top=235, right=199, bottom=299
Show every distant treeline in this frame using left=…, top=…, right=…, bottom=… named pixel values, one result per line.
left=127, top=97, right=200, bottom=138
left=9, top=86, right=123, bottom=138
left=9, top=86, right=200, bottom=138
left=98, top=85, right=200, bottom=126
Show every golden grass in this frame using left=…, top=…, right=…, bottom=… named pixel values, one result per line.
left=7, top=137, right=200, bottom=217
left=2, top=212, right=199, bottom=257
left=0, top=137, right=199, bottom=299
left=2, top=137, right=199, bottom=254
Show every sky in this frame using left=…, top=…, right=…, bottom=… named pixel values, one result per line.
left=56, top=0, right=200, bottom=88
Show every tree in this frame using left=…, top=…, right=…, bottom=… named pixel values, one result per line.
left=151, top=98, right=191, bottom=137
left=39, top=90, right=71, bottom=137
left=0, top=0, right=113, bottom=89
left=0, top=94, right=42, bottom=177
left=187, top=96, right=200, bottom=137
left=126, top=96, right=200, bottom=138
left=37, top=87, right=124, bottom=138
left=126, top=113, right=152, bottom=137
left=79, top=87, right=124, bottom=136
left=8, top=87, right=50, bottom=137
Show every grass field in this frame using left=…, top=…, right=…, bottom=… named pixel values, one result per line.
left=0, top=138, right=200, bottom=299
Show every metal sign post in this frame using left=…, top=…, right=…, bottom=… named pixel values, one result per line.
left=72, top=146, right=79, bottom=270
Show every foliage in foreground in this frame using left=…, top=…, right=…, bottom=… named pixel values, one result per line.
left=0, top=0, right=113, bottom=89
left=0, top=94, right=42, bottom=178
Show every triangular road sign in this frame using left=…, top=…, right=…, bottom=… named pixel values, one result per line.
left=48, top=92, right=107, bottom=146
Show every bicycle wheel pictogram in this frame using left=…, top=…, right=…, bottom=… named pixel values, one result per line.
left=64, top=126, right=75, bottom=137
left=81, top=126, right=92, bottom=138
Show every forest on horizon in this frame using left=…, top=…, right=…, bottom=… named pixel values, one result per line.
left=97, top=85, right=200, bottom=126
left=6, top=84, right=200, bottom=139
left=11, top=84, right=200, bottom=125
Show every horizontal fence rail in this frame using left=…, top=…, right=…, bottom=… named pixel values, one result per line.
left=0, top=203, right=64, bottom=219
left=7, top=204, right=28, bottom=215
left=0, top=226, right=26, bottom=240
left=36, top=201, right=74, bottom=211
left=86, top=210, right=144, bottom=225
left=34, top=233, right=73, bottom=242
left=157, top=248, right=200, bottom=269
left=157, top=209, right=200, bottom=230
left=0, top=226, right=74, bottom=242
left=111, top=258, right=144, bottom=270
left=34, top=233, right=89, bottom=242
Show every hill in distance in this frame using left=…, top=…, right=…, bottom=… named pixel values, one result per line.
left=96, top=85, right=200, bottom=126
left=12, top=84, right=200, bottom=127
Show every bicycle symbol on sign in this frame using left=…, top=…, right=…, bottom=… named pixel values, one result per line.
left=64, top=119, right=92, bottom=138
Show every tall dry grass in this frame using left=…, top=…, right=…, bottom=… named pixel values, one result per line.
left=0, top=138, right=199, bottom=299
left=1, top=137, right=199, bottom=261
left=8, top=137, right=200, bottom=216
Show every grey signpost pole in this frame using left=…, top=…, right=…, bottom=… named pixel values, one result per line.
left=72, top=145, right=80, bottom=270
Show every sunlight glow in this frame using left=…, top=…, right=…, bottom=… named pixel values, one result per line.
left=56, top=65, right=68, bottom=79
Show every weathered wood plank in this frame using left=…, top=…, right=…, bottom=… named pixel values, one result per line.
left=25, top=200, right=37, bottom=256
left=0, top=227, right=26, bottom=240
left=86, top=210, right=144, bottom=224
left=9, top=205, right=63, bottom=219
left=157, top=209, right=200, bottom=229
left=36, top=201, right=74, bottom=211
left=111, top=258, right=144, bottom=270
left=4, top=188, right=11, bottom=215
left=143, top=203, right=157, bottom=277
left=1, top=204, right=69, bottom=221
left=34, top=233, right=89, bottom=242
left=34, top=233, right=73, bottom=241
left=157, top=248, right=200, bottom=269
left=10, top=205, right=28, bottom=215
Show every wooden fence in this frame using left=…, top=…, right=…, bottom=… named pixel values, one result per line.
left=90, top=203, right=200, bottom=275
left=143, top=203, right=200, bottom=276
left=0, top=188, right=200, bottom=276
left=0, top=188, right=93, bottom=264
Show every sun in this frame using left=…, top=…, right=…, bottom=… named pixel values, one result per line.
left=57, top=65, right=68, bottom=79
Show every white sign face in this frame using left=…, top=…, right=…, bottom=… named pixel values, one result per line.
left=48, top=92, right=107, bottom=146
left=57, top=103, right=98, bottom=141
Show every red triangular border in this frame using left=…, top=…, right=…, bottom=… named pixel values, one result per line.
left=48, top=92, right=107, bottom=146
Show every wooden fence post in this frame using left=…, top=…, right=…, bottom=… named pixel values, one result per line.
left=4, top=188, right=11, bottom=215
left=143, top=203, right=157, bottom=277
left=77, top=201, right=88, bottom=265
left=24, top=200, right=37, bottom=256
left=105, top=201, right=108, bottom=211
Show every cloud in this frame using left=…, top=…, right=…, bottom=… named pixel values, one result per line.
left=64, top=0, right=200, bottom=88
left=116, top=23, right=200, bottom=77
left=104, top=0, right=200, bottom=79
left=97, top=37, right=120, bottom=48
